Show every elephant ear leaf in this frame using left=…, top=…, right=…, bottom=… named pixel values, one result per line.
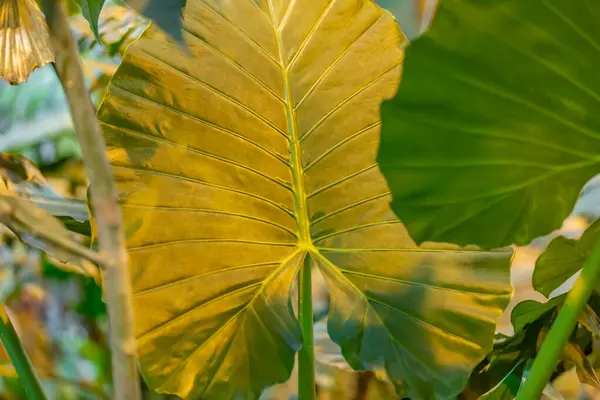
left=378, top=0, right=600, bottom=249
left=98, top=0, right=513, bottom=398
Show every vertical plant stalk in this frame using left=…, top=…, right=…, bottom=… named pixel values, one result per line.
left=41, top=1, right=141, bottom=399
left=298, top=254, right=316, bottom=400
left=0, top=302, right=46, bottom=399
left=517, top=237, right=600, bottom=399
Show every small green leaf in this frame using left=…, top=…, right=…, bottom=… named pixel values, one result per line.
left=533, top=219, right=600, bottom=297
left=75, top=0, right=106, bottom=41
left=126, top=0, right=185, bottom=44
left=510, top=296, right=564, bottom=334
left=378, top=0, right=600, bottom=249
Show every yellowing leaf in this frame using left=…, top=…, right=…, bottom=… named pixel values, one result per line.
left=0, top=0, right=54, bottom=85
left=98, top=0, right=513, bottom=398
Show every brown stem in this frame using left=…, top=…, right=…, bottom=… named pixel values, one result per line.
left=40, top=1, right=141, bottom=399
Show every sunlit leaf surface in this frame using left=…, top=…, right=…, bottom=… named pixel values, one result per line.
left=0, top=0, right=54, bottom=85
left=379, top=0, right=600, bottom=249
left=98, top=0, right=513, bottom=398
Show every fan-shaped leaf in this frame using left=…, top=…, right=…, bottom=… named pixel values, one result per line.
left=98, top=0, right=513, bottom=398
left=378, top=0, right=600, bottom=249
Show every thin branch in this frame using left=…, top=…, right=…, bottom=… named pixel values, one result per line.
left=40, top=1, right=141, bottom=399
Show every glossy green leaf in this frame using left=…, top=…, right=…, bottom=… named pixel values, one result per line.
left=510, top=296, right=564, bottom=335
left=533, top=219, right=600, bottom=297
left=75, top=0, right=106, bottom=41
left=98, top=0, right=513, bottom=398
left=378, top=0, right=600, bottom=249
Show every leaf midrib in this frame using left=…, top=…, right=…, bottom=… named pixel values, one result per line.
left=267, top=2, right=312, bottom=246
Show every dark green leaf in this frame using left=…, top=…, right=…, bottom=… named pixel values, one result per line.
left=75, top=0, right=106, bottom=41
left=479, top=360, right=525, bottom=400
left=98, top=0, right=513, bottom=398
left=510, top=296, right=564, bottom=334
left=378, top=0, right=600, bottom=249
left=126, top=0, right=185, bottom=44
left=533, top=219, right=600, bottom=297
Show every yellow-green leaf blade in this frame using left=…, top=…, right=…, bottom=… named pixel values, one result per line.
left=98, top=0, right=513, bottom=398
left=313, top=241, right=512, bottom=399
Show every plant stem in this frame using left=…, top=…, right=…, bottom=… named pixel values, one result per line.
left=41, top=1, right=141, bottom=399
left=0, top=303, right=46, bottom=399
left=516, top=236, right=600, bottom=399
left=298, top=254, right=316, bottom=400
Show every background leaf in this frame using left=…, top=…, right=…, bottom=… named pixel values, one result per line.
left=378, top=0, right=600, bottom=249
left=126, top=0, right=185, bottom=44
left=0, top=154, right=98, bottom=280
left=479, top=360, right=525, bottom=400
left=510, top=296, right=564, bottom=335
left=75, top=0, right=106, bottom=41
left=98, top=0, right=513, bottom=398
left=533, top=219, right=600, bottom=297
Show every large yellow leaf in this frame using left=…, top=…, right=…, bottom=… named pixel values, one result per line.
left=98, top=1, right=513, bottom=398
